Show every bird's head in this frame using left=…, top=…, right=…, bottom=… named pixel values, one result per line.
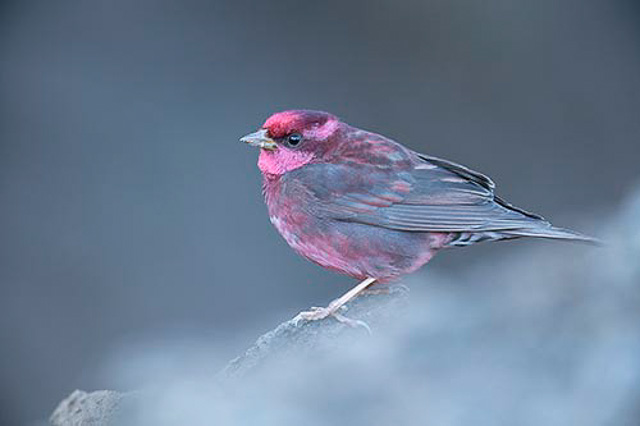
left=240, top=110, right=342, bottom=176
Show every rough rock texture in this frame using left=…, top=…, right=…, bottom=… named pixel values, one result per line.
left=50, top=390, right=125, bottom=426
left=49, top=289, right=407, bottom=425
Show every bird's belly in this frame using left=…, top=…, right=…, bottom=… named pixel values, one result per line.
left=269, top=213, right=446, bottom=280
left=269, top=215, right=361, bottom=277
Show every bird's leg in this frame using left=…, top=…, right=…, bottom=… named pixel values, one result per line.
left=296, top=277, right=377, bottom=326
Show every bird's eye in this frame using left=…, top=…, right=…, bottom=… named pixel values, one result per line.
left=286, top=133, right=302, bottom=147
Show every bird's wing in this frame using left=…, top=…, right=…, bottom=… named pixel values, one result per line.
left=290, top=150, right=549, bottom=233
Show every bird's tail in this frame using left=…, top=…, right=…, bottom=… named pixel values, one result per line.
left=446, top=225, right=600, bottom=247
left=502, top=226, right=601, bottom=245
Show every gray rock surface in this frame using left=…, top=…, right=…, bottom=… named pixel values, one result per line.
left=49, top=289, right=407, bottom=425
left=50, top=390, right=124, bottom=426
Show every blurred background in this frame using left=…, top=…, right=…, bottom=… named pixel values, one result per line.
left=1, top=0, right=639, bottom=424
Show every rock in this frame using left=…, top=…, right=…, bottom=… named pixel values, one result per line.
left=49, top=288, right=407, bottom=425
left=50, top=390, right=124, bottom=426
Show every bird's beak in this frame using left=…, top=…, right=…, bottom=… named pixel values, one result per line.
left=240, top=129, right=277, bottom=151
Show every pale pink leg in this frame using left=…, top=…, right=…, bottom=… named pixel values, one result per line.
left=296, top=277, right=377, bottom=327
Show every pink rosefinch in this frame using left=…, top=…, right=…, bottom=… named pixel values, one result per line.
left=241, top=110, right=595, bottom=324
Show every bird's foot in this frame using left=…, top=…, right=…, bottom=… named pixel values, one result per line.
left=361, top=283, right=410, bottom=296
left=294, top=305, right=371, bottom=334
left=332, top=312, right=372, bottom=334
left=296, top=306, right=333, bottom=321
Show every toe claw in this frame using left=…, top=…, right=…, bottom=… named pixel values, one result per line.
left=292, top=305, right=371, bottom=334
left=295, top=306, right=331, bottom=323
left=332, top=313, right=372, bottom=334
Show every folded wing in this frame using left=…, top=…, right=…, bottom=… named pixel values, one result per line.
left=288, top=150, right=594, bottom=243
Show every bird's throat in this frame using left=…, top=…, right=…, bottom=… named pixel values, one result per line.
left=258, top=148, right=314, bottom=176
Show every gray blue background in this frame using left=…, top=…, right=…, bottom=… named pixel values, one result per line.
left=1, top=0, right=639, bottom=423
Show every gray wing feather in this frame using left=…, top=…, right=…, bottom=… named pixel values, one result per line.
left=348, top=153, right=550, bottom=233
left=292, top=151, right=595, bottom=242
left=356, top=200, right=542, bottom=232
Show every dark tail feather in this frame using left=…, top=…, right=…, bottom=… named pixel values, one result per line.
left=504, top=226, right=601, bottom=245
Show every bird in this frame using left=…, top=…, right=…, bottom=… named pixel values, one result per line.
left=240, top=109, right=596, bottom=325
